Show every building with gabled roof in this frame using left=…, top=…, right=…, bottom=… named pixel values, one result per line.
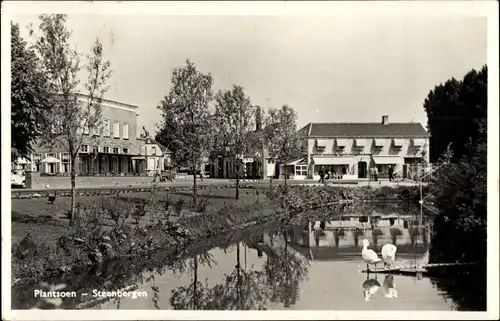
left=283, top=115, right=430, bottom=180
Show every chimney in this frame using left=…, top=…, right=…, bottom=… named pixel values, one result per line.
left=382, top=115, right=389, bottom=125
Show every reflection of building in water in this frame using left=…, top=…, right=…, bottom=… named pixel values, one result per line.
left=283, top=214, right=432, bottom=261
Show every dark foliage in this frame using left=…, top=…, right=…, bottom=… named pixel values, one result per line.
left=423, top=65, right=487, bottom=162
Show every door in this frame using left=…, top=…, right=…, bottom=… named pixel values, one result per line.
left=357, top=161, right=367, bottom=179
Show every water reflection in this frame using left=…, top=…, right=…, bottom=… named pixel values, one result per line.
left=362, top=274, right=381, bottom=302
left=169, top=252, right=218, bottom=310
left=11, top=203, right=481, bottom=311
left=383, top=275, right=398, bottom=299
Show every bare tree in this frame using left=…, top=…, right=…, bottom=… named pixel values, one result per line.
left=213, top=85, right=256, bottom=199
left=32, top=14, right=112, bottom=225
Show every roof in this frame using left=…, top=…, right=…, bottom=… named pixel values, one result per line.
left=149, top=139, right=172, bottom=154
left=299, top=122, right=429, bottom=138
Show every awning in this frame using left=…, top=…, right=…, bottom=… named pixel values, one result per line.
left=355, top=138, right=368, bottom=148
left=412, top=138, right=425, bottom=146
left=313, top=156, right=356, bottom=165
left=336, top=139, right=348, bottom=147
left=316, top=139, right=328, bottom=147
left=15, top=158, right=31, bottom=164
left=131, top=156, right=146, bottom=160
left=41, top=156, right=61, bottom=163
left=372, top=156, right=404, bottom=165
left=392, top=139, right=404, bottom=146
left=373, top=139, right=385, bottom=146
left=286, top=158, right=306, bottom=165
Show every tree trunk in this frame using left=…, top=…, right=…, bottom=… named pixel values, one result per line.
left=236, top=160, right=240, bottom=200
left=284, top=164, right=288, bottom=191
left=192, top=159, right=197, bottom=205
left=193, top=255, right=198, bottom=310
left=69, top=155, right=77, bottom=226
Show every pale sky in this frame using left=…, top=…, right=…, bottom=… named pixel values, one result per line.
left=11, top=14, right=487, bottom=135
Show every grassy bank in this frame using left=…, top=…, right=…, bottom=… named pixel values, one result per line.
left=11, top=187, right=265, bottom=246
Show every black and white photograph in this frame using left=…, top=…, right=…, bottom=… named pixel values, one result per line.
left=1, top=1, right=499, bottom=320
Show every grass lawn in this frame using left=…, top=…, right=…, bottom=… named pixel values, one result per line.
left=11, top=188, right=268, bottom=247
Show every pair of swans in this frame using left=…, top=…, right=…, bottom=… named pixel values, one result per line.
left=361, top=239, right=397, bottom=271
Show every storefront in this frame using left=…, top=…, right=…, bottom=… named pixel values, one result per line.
left=279, top=158, right=308, bottom=180
left=311, top=156, right=357, bottom=180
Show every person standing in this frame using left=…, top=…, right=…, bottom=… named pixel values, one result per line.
left=318, top=168, right=325, bottom=183
left=374, top=166, right=379, bottom=182
left=388, top=165, right=394, bottom=182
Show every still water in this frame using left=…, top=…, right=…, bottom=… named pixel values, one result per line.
left=92, top=215, right=455, bottom=310
left=12, top=208, right=472, bottom=310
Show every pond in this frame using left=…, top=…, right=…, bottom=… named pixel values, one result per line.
left=11, top=204, right=484, bottom=311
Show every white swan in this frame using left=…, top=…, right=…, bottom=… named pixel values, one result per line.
left=381, top=243, right=397, bottom=267
left=361, top=239, right=382, bottom=271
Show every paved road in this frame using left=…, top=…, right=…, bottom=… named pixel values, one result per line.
left=12, top=178, right=421, bottom=196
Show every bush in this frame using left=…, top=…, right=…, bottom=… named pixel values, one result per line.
left=172, top=198, right=185, bottom=216
left=101, top=198, right=135, bottom=226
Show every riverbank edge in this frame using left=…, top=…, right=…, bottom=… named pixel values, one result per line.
left=11, top=184, right=423, bottom=288
left=11, top=198, right=286, bottom=288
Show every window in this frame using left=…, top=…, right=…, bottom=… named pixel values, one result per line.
left=92, top=146, right=99, bottom=155
left=123, top=123, right=129, bottom=140
left=81, top=145, right=89, bottom=153
left=295, top=165, right=308, bottom=176
left=103, top=146, right=110, bottom=154
left=47, top=153, right=56, bottom=158
left=113, top=121, right=120, bottom=138
left=104, top=120, right=111, bottom=137
left=151, top=146, right=156, bottom=155
left=93, top=124, right=100, bottom=136
left=123, top=148, right=129, bottom=154
left=113, top=147, right=120, bottom=154
left=61, top=153, right=70, bottom=173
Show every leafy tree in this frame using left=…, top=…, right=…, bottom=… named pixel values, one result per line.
left=212, top=85, right=256, bottom=199
left=10, top=22, right=51, bottom=161
left=31, top=14, right=113, bottom=225
left=423, top=65, right=487, bottom=162
left=157, top=60, right=213, bottom=205
left=263, top=105, right=302, bottom=189
left=426, top=69, right=487, bottom=310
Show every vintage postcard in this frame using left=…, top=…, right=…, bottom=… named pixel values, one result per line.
left=1, top=1, right=499, bottom=320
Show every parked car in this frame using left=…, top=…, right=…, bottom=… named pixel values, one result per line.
left=11, top=170, right=26, bottom=188
left=159, top=170, right=176, bottom=182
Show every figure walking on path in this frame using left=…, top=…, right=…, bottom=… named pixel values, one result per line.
left=388, top=165, right=394, bottom=182
left=318, top=168, right=325, bottom=184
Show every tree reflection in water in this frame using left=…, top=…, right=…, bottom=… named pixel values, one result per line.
left=263, top=226, right=310, bottom=308
left=169, top=225, right=310, bottom=310
left=169, top=252, right=217, bottom=310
